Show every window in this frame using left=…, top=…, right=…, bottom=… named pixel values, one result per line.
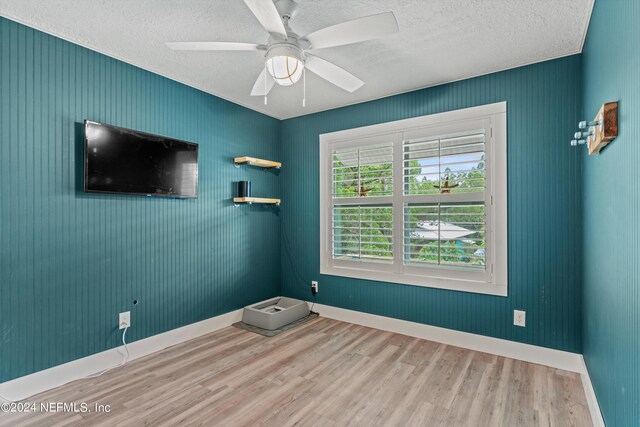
left=320, top=103, right=507, bottom=296
left=332, top=143, right=394, bottom=264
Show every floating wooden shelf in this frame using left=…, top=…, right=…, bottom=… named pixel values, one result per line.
left=233, top=197, right=281, bottom=205
left=234, top=156, right=281, bottom=169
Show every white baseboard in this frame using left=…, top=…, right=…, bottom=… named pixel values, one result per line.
left=580, top=356, right=605, bottom=427
left=314, top=303, right=583, bottom=372
left=0, top=309, right=243, bottom=402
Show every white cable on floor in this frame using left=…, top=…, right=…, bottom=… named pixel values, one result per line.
left=85, top=326, right=130, bottom=378
left=0, top=326, right=130, bottom=402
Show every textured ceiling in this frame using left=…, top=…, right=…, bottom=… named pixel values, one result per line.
left=0, top=0, right=594, bottom=119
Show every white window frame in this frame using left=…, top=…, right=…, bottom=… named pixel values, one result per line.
left=320, top=102, right=507, bottom=296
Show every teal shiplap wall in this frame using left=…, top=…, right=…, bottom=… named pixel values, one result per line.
left=582, top=0, right=640, bottom=425
left=0, top=17, right=281, bottom=382
left=0, top=11, right=593, bottom=385
left=280, top=55, right=583, bottom=352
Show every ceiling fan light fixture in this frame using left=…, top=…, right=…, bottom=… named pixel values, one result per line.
left=169, top=1, right=399, bottom=99
left=265, top=44, right=305, bottom=86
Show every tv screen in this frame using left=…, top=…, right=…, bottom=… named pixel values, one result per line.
left=84, top=120, right=198, bottom=198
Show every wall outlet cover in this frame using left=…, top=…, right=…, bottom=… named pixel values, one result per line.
left=311, top=281, right=318, bottom=294
left=514, top=310, right=526, bottom=327
left=119, top=311, right=131, bottom=329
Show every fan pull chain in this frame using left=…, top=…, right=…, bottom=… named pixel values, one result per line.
left=302, top=67, right=306, bottom=107
left=264, top=63, right=268, bottom=105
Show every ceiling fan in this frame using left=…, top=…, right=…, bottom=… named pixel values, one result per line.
left=166, top=0, right=399, bottom=104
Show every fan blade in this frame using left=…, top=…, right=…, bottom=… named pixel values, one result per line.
left=243, top=0, right=287, bottom=38
left=166, top=42, right=263, bottom=51
left=303, top=12, right=398, bottom=50
left=250, top=68, right=276, bottom=96
left=305, top=55, right=364, bottom=93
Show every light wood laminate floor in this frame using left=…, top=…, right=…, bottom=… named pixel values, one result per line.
left=0, top=317, right=592, bottom=426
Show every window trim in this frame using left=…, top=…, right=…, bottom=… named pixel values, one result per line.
left=320, top=102, right=507, bottom=296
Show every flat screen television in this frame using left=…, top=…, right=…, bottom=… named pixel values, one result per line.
left=84, top=120, right=198, bottom=198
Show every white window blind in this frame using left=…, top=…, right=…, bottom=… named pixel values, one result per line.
left=402, top=131, right=487, bottom=270
left=332, top=205, right=393, bottom=262
left=404, top=202, right=486, bottom=268
left=332, top=144, right=393, bottom=198
left=320, top=102, right=507, bottom=296
left=332, top=143, right=394, bottom=263
left=403, top=131, right=485, bottom=196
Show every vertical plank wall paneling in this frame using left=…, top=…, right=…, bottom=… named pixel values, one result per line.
left=280, top=55, right=583, bottom=353
left=0, top=17, right=281, bottom=382
left=582, top=0, right=640, bottom=425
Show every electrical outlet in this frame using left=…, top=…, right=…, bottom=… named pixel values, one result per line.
left=119, top=311, right=131, bottom=329
left=311, top=281, right=318, bottom=295
left=513, top=310, right=526, bottom=327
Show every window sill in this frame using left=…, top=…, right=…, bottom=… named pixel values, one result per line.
left=320, top=264, right=508, bottom=296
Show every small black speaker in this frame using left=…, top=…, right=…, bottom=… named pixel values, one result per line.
left=237, top=181, right=251, bottom=197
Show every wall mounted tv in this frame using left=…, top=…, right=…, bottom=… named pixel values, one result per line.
left=84, top=120, right=198, bottom=198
